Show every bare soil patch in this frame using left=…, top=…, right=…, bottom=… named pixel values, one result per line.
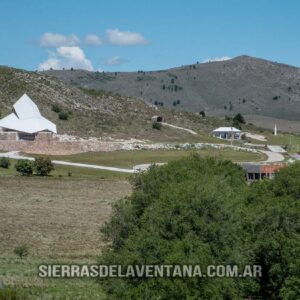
left=0, top=178, right=131, bottom=258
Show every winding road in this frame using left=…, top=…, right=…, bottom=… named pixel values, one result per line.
left=0, top=148, right=285, bottom=174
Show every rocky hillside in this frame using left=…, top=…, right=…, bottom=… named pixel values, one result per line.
left=45, top=56, right=300, bottom=122
left=0, top=66, right=215, bottom=140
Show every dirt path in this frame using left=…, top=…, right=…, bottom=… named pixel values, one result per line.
left=161, top=122, right=197, bottom=135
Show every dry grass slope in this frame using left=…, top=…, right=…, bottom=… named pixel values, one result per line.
left=0, top=66, right=226, bottom=141
left=45, top=56, right=300, bottom=124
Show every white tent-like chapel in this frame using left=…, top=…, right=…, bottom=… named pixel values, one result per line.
left=0, top=94, right=57, bottom=140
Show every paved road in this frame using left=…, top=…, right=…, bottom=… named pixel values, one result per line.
left=0, top=148, right=285, bottom=174
left=260, top=150, right=285, bottom=163
left=0, top=151, right=135, bottom=174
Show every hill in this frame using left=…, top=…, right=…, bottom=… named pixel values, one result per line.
left=0, top=66, right=214, bottom=141
left=44, top=56, right=300, bottom=126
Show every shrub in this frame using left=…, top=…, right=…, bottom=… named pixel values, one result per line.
left=152, top=122, right=162, bottom=130
left=0, top=157, right=10, bottom=169
left=34, top=157, right=54, bottom=176
left=51, top=103, right=61, bottom=113
left=58, top=111, right=69, bottom=120
left=14, top=245, right=29, bottom=259
left=15, top=160, right=33, bottom=176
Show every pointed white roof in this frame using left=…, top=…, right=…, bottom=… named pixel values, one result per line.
left=13, top=94, right=41, bottom=119
left=213, top=127, right=241, bottom=133
left=0, top=94, right=57, bottom=134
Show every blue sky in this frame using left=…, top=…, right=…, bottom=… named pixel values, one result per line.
left=1, top=0, right=300, bottom=71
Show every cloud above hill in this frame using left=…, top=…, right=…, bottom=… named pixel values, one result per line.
left=106, top=28, right=148, bottom=46
left=37, top=29, right=148, bottom=70
left=104, top=56, right=127, bottom=66
left=38, top=46, right=93, bottom=71
left=40, top=32, right=80, bottom=47
left=202, top=56, right=231, bottom=63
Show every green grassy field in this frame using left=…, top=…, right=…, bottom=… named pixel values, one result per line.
left=244, top=125, right=300, bottom=153
left=0, top=159, right=129, bottom=179
left=39, top=148, right=266, bottom=168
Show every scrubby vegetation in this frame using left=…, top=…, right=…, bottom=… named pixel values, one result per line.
left=58, top=111, right=69, bottom=120
left=15, top=157, right=54, bottom=176
left=13, top=245, right=29, bottom=259
left=100, top=156, right=300, bottom=299
left=15, top=159, right=33, bottom=176
left=33, top=157, right=54, bottom=176
left=152, top=122, right=162, bottom=130
left=0, top=157, right=10, bottom=169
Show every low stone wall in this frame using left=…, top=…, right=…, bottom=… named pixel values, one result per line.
left=0, top=139, right=123, bottom=154
left=35, top=132, right=58, bottom=142
left=0, top=132, right=17, bottom=141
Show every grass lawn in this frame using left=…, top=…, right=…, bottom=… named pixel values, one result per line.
left=245, top=129, right=300, bottom=153
left=0, top=159, right=130, bottom=180
left=41, top=148, right=266, bottom=168
left=0, top=176, right=131, bottom=299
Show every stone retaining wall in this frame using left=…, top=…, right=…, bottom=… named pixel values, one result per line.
left=0, top=139, right=123, bottom=154
left=0, top=132, right=17, bottom=141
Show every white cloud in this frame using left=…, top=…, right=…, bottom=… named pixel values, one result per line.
left=202, top=56, right=232, bottom=63
left=38, top=46, right=93, bottom=71
left=40, top=32, right=80, bottom=47
left=85, top=34, right=102, bottom=46
left=105, top=56, right=127, bottom=66
left=106, top=28, right=148, bottom=46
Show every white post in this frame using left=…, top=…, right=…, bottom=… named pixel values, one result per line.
left=274, top=124, right=277, bottom=136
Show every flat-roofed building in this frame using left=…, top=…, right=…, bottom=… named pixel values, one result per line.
left=213, top=127, right=242, bottom=140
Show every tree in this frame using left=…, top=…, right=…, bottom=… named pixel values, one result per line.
left=15, top=160, right=33, bottom=176
left=14, top=245, right=29, bottom=259
left=100, top=156, right=247, bottom=299
left=100, top=157, right=300, bottom=299
left=0, top=157, right=10, bottom=169
left=232, top=113, right=245, bottom=129
left=233, top=113, right=245, bottom=124
left=34, top=157, right=54, bottom=176
left=199, top=110, right=205, bottom=118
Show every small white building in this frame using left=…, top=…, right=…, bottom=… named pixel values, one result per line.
left=212, top=127, right=242, bottom=140
left=0, top=94, right=57, bottom=140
